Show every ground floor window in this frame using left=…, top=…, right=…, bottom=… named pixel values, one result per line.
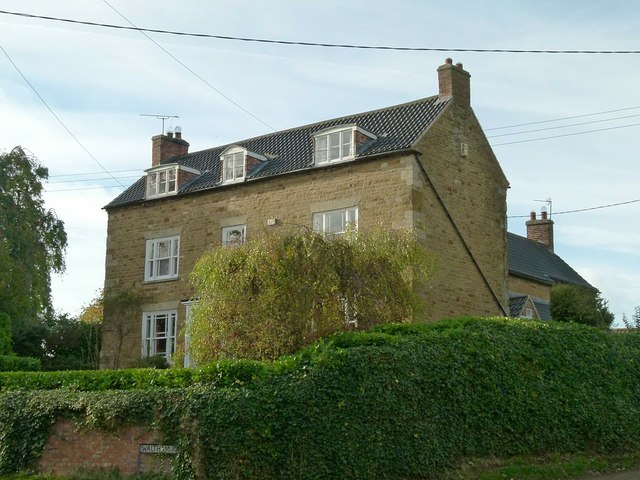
left=142, top=310, right=177, bottom=363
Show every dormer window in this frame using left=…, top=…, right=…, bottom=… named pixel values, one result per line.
left=221, top=146, right=267, bottom=184
left=147, top=165, right=178, bottom=198
left=145, top=164, right=200, bottom=200
left=314, top=125, right=376, bottom=165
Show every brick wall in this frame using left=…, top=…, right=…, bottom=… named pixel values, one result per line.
left=38, top=420, right=171, bottom=477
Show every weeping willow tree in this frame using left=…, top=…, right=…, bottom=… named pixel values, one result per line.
left=188, top=227, right=433, bottom=363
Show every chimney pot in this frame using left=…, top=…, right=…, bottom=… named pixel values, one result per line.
left=437, top=59, right=471, bottom=106
left=530, top=211, right=536, bottom=220
left=526, top=209, right=554, bottom=252
left=151, top=131, right=189, bottom=167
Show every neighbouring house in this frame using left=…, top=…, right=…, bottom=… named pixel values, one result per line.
left=507, top=209, right=593, bottom=320
left=100, top=59, right=589, bottom=368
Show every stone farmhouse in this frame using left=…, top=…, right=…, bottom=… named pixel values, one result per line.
left=101, top=59, right=592, bottom=368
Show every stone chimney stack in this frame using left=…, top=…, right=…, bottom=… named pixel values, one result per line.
left=437, top=58, right=471, bottom=106
left=151, top=126, right=189, bottom=167
left=526, top=208, right=554, bottom=253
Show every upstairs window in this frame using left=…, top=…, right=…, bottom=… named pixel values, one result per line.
left=222, top=225, right=246, bottom=246
left=145, top=236, right=180, bottom=281
left=223, top=150, right=245, bottom=183
left=313, top=207, right=358, bottom=235
left=146, top=166, right=178, bottom=198
left=314, top=126, right=376, bottom=165
left=316, top=129, right=352, bottom=163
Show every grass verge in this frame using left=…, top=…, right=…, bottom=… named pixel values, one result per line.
left=437, top=452, right=640, bottom=479
left=1, top=452, right=639, bottom=479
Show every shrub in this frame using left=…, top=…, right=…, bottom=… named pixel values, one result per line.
left=0, top=318, right=638, bottom=478
left=189, top=227, right=433, bottom=362
left=0, top=355, right=41, bottom=372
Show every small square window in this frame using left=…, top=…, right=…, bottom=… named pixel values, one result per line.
left=222, top=225, right=246, bottom=246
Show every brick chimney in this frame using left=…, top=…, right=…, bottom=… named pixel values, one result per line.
left=151, top=127, right=189, bottom=167
left=437, top=58, right=471, bottom=106
left=526, top=208, right=554, bottom=253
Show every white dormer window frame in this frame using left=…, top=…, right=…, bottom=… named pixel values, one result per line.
left=313, top=125, right=376, bottom=165
left=146, top=165, right=178, bottom=199
left=145, top=164, right=200, bottom=199
left=220, top=146, right=267, bottom=185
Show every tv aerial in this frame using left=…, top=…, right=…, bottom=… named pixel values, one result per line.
left=140, top=114, right=179, bottom=135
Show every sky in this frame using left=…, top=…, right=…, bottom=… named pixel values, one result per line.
left=0, top=1, right=638, bottom=325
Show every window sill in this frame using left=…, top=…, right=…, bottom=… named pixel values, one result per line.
left=314, top=155, right=355, bottom=166
left=143, top=276, right=179, bottom=284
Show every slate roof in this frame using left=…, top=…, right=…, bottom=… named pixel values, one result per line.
left=532, top=299, right=552, bottom=321
left=508, top=295, right=528, bottom=317
left=107, top=95, right=451, bottom=209
left=507, top=232, right=593, bottom=289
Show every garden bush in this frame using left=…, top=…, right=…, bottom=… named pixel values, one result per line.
left=0, top=317, right=638, bottom=479
left=0, top=355, right=41, bottom=372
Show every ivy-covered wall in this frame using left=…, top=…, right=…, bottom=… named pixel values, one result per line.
left=0, top=318, right=638, bottom=479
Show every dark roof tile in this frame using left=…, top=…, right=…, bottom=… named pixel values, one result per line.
left=507, top=232, right=593, bottom=289
left=106, top=96, right=450, bottom=208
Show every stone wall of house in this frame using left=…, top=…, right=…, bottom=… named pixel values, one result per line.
left=102, top=156, right=417, bottom=368
left=413, top=100, right=509, bottom=317
left=38, top=420, right=171, bottom=477
left=102, top=100, right=510, bottom=368
left=508, top=275, right=551, bottom=301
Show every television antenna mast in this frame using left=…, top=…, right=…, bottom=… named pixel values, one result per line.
left=140, top=114, right=179, bottom=135
left=534, top=197, right=553, bottom=217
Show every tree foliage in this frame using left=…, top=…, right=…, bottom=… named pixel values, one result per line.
left=42, top=313, right=101, bottom=371
left=101, top=287, right=146, bottom=369
left=0, top=147, right=67, bottom=355
left=188, top=228, right=433, bottom=362
left=622, top=306, right=640, bottom=329
left=550, top=284, right=614, bottom=329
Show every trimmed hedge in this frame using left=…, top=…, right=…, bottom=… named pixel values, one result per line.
left=0, top=317, right=639, bottom=479
left=0, top=355, right=41, bottom=372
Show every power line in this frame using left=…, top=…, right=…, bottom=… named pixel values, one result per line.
left=0, top=44, right=126, bottom=188
left=2, top=9, right=639, bottom=55
left=484, top=106, right=640, bottom=131
left=45, top=183, right=135, bottom=193
left=508, top=198, right=640, bottom=218
left=486, top=113, right=640, bottom=138
left=49, top=168, right=141, bottom=178
left=490, top=122, right=640, bottom=146
left=49, top=175, right=140, bottom=185
left=100, top=1, right=276, bottom=132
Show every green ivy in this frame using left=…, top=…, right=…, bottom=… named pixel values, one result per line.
left=0, top=318, right=638, bottom=478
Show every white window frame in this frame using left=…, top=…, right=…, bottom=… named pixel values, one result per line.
left=146, top=165, right=178, bottom=198
left=182, top=300, right=198, bottom=368
left=524, top=308, right=534, bottom=319
left=314, top=127, right=354, bottom=164
left=313, top=125, right=376, bottom=165
left=142, top=310, right=177, bottom=363
left=222, top=224, right=247, bottom=246
left=145, top=236, right=180, bottom=281
left=222, top=147, right=246, bottom=183
left=312, top=207, right=358, bottom=235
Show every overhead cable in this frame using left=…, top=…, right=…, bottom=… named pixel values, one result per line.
left=0, top=44, right=125, bottom=188
left=1, top=10, right=639, bottom=54
left=100, top=1, right=276, bottom=131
